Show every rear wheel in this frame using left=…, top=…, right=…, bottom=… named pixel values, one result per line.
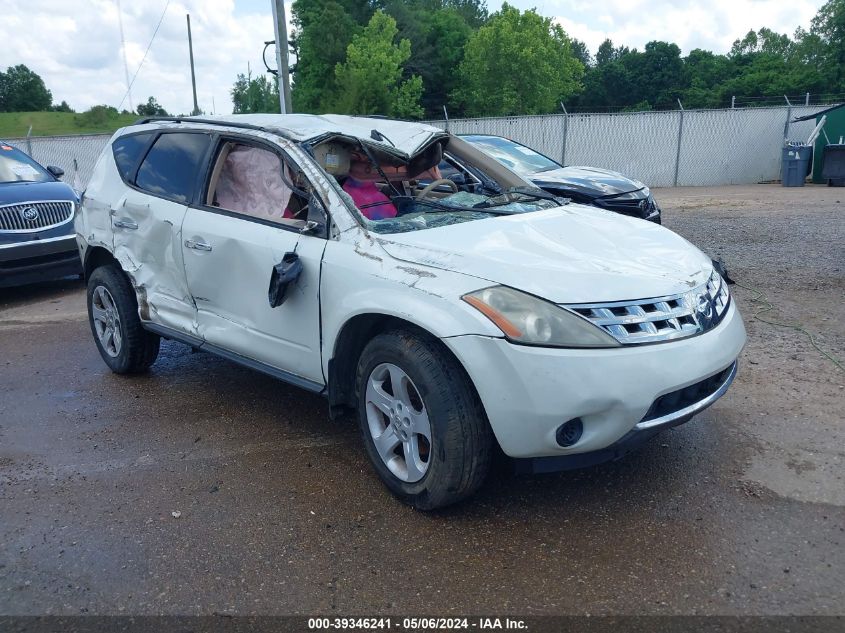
left=356, top=329, right=493, bottom=510
left=87, top=265, right=159, bottom=374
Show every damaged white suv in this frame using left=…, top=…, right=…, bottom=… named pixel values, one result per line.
left=76, top=115, right=745, bottom=509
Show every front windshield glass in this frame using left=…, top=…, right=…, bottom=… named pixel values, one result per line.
left=462, top=135, right=560, bottom=177
left=311, top=135, right=566, bottom=235
left=365, top=190, right=560, bottom=234
left=0, top=144, right=52, bottom=184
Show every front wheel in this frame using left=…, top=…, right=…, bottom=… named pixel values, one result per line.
left=87, top=265, right=160, bottom=374
left=356, top=329, right=493, bottom=510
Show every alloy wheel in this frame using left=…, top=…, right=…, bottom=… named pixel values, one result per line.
left=91, top=285, right=122, bottom=358
left=365, top=363, right=432, bottom=483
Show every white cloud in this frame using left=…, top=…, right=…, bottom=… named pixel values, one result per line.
left=0, top=0, right=827, bottom=116
left=0, top=0, right=291, bottom=115
left=515, top=0, right=824, bottom=56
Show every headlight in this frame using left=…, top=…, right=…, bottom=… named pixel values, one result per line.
left=462, top=286, right=621, bottom=348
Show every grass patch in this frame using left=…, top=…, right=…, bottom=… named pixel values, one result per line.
left=0, top=111, right=139, bottom=138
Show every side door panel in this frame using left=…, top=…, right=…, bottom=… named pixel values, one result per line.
left=181, top=135, right=328, bottom=385
left=182, top=210, right=326, bottom=384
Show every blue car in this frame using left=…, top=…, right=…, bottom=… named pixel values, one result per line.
left=0, top=142, right=81, bottom=287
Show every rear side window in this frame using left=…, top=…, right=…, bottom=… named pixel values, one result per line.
left=136, top=133, right=211, bottom=203
left=112, top=132, right=153, bottom=181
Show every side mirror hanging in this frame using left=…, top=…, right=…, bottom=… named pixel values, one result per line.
left=268, top=252, right=304, bottom=308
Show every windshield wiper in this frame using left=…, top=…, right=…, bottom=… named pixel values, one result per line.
left=400, top=198, right=518, bottom=216
left=469, top=187, right=568, bottom=210
left=507, top=186, right=569, bottom=203
left=427, top=206, right=521, bottom=216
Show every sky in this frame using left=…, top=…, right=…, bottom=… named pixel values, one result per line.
left=0, top=0, right=827, bottom=116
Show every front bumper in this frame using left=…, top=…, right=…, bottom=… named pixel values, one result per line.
left=445, top=302, right=746, bottom=460
left=514, top=360, right=737, bottom=473
left=0, top=235, right=82, bottom=287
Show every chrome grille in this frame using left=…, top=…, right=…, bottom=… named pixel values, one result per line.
left=595, top=195, right=656, bottom=219
left=567, top=271, right=730, bottom=345
left=0, top=201, right=75, bottom=233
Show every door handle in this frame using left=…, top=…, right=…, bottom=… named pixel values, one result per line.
left=113, top=219, right=138, bottom=230
left=184, top=239, right=212, bottom=252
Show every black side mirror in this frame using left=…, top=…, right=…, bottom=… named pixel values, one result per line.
left=47, top=165, right=65, bottom=179
left=301, top=194, right=328, bottom=237
left=268, top=252, right=303, bottom=308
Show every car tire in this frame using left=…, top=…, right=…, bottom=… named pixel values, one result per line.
left=87, top=265, right=160, bottom=374
left=356, top=329, right=493, bottom=510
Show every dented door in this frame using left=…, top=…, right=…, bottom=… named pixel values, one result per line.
left=112, top=190, right=196, bottom=328
left=181, top=210, right=327, bottom=385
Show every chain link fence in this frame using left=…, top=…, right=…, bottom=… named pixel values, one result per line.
left=428, top=104, right=830, bottom=187
left=4, top=104, right=832, bottom=190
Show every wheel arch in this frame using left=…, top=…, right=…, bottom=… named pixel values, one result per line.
left=326, top=312, right=487, bottom=424
left=83, top=245, right=119, bottom=281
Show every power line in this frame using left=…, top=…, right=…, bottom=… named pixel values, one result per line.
left=115, top=0, right=133, bottom=112
left=117, top=0, right=171, bottom=112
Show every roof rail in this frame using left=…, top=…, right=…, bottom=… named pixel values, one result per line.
left=131, top=116, right=271, bottom=134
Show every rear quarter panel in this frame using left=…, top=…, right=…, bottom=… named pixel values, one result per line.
left=75, top=132, right=122, bottom=258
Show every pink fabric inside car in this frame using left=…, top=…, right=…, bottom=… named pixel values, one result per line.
left=342, top=177, right=397, bottom=220
left=215, top=145, right=294, bottom=220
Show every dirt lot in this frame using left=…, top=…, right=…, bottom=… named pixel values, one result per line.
left=0, top=184, right=843, bottom=616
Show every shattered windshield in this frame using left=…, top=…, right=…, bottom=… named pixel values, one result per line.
left=365, top=190, right=560, bottom=234
left=310, top=134, right=565, bottom=235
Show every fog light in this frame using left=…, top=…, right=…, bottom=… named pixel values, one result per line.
left=556, top=418, right=583, bottom=447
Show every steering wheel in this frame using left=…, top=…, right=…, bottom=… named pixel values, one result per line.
left=418, top=178, right=458, bottom=199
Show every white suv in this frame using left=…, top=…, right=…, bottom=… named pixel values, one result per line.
left=76, top=114, right=746, bottom=509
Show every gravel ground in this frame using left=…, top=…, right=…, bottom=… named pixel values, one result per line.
left=0, top=184, right=843, bottom=617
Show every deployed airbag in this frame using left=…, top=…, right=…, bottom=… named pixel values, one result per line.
left=215, top=145, right=292, bottom=221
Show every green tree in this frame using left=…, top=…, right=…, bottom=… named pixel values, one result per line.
left=333, top=10, right=424, bottom=119
left=633, top=41, right=687, bottom=107
left=291, top=0, right=374, bottom=112
left=136, top=96, right=169, bottom=117
left=570, top=38, right=591, bottom=67
left=231, top=72, right=280, bottom=113
left=51, top=100, right=74, bottom=113
left=441, top=0, right=488, bottom=28
left=577, top=59, right=634, bottom=109
left=453, top=3, right=583, bottom=116
left=595, top=39, right=629, bottom=66
left=810, top=0, right=845, bottom=89
left=383, top=0, right=474, bottom=117
left=0, top=64, right=53, bottom=112
left=74, top=105, right=120, bottom=127
left=576, top=40, right=687, bottom=110
left=682, top=49, right=734, bottom=108
left=722, top=27, right=826, bottom=103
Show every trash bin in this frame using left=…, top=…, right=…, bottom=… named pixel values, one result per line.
left=781, top=144, right=812, bottom=187
left=821, top=144, right=845, bottom=186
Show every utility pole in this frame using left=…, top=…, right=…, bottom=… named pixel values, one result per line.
left=187, top=14, right=200, bottom=116
left=271, top=0, right=292, bottom=113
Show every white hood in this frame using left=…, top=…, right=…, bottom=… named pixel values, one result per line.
left=376, top=205, right=712, bottom=304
